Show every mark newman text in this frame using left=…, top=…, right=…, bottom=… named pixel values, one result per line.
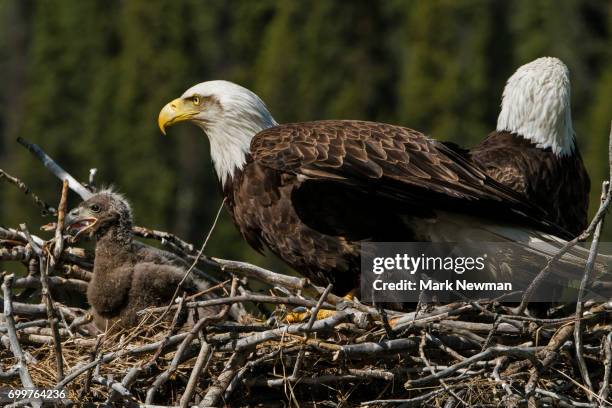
left=373, top=279, right=512, bottom=292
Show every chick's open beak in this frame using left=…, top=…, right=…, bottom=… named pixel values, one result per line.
left=158, top=98, right=197, bottom=135
left=64, top=209, right=79, bottom=231
left=64, top=209, right=98, bottom=238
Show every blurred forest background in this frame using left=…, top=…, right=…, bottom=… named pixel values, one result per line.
left=0, top=0, right=611, bottom=272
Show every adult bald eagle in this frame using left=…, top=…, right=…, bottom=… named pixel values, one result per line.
left=472, top=57, right=590, bottom=237
left=158, top=81, right=569, bottom=295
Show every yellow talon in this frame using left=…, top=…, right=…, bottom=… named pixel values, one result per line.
left=285, top=310, right=310, bottom=323
left=285, top=292, right=356, bottom=323
left=313, top=309, right=336, bottom=320
left=285, top=308, right=336, bottom=323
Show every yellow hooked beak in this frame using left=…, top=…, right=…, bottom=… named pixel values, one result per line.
left=158, top=98, right=198, bottom=135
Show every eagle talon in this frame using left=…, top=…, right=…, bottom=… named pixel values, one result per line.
left=284, top=293, right=356, bottom=323
left=285, top=306, right=309, bottom=323
left=285, top=308, right=337, bottom=323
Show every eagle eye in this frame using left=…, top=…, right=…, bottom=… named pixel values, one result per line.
left=90, top=204, right=101, bottom=213
left=192, top=96, right=201, bottom=106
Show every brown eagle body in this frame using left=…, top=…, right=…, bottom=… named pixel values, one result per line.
left=89, top=234, right=196, bottom=329
left=222, top=120, right=567, bottom=293
left=472, top=131, right=590, bottom=236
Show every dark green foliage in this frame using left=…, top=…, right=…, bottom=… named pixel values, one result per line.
left=0, top=0, right=611, bottom=272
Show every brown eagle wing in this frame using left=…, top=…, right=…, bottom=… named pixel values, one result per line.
left=250, top=120, right=567, bottom=238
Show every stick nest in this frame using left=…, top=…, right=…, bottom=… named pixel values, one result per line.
left=2, top=221, right=611, bottom=408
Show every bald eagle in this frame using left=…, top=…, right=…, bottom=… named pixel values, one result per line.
left=158, top=81, right=569, bottom=295
left=472, top=57, right=590, bottom=237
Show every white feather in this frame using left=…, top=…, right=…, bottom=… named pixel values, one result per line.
left=497, top=57, right=575, bottom=156
left=183, top=80, right=278, bottom=186
left=413, top=211, right=605, bottom=270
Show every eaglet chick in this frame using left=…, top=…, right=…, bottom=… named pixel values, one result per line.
left=65, top=190, right=218, bottom=330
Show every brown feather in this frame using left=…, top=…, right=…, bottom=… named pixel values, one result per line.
left=472, top=131, right=590, bottom=236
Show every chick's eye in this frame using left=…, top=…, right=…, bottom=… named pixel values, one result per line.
left=90, top=204, right=101, bottom=213
left=192, top=96, right=201, bottom=105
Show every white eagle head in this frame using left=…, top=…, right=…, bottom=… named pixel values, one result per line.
left=497, top=57, right=575, bottom=156
left=158, top=80, right=278, bottom=185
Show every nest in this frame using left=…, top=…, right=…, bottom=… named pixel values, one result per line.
left=1, top=135, right=612, bottom=407
left=2, top=217, right=612, bottom=407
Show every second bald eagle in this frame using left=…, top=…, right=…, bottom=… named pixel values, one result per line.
left=472, top=57, right=589, bottom=236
